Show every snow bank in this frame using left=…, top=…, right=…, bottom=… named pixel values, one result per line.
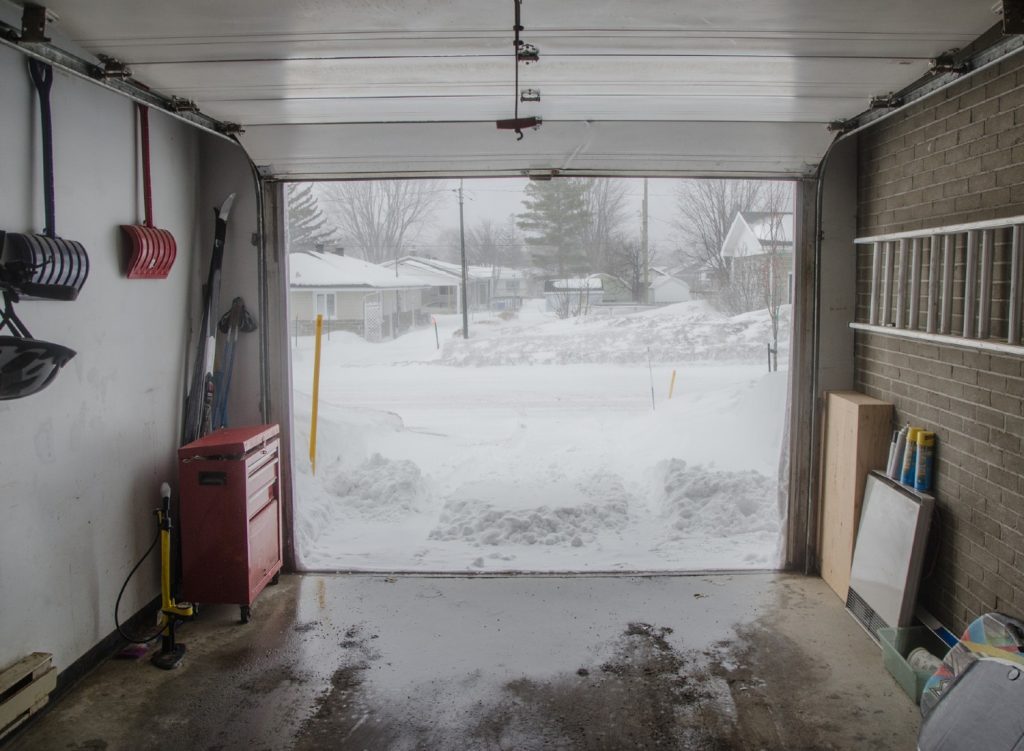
left=441, top=302, right=791, bottom=367
left=658, top=459, right=779, bottom=538
left=429, top=474, right=631, bottom=548
left=328, top=453, right=427, bottom=520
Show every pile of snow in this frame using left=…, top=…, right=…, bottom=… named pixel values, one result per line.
left=429, top=474, right=631, bottom=548
left=328, top=453, right=426, bottom=520
left=658, top=459, right=779, bottom=538
left=441, top=301, right=790, bottom=367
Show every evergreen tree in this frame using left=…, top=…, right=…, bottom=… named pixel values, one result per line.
left=286, top=183, right=337, bottom=253
left=516, top=179, right=591, bottom=276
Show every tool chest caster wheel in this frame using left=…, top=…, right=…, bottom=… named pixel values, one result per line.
left=240, top=605, right=251, bottom=624
left=270, top=572, right=280, bottom=585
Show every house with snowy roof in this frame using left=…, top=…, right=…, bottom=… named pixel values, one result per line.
left=289, top=251, right=431, bottom=341
left=719, top=211, right=794, bottom=310
left=385, top=256, right=493, bottom=313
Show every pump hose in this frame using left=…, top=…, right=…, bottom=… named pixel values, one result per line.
left=113, top=526, right=166, bottom=644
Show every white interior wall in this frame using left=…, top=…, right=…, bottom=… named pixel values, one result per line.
left=817, top=136, right=858, bottom=393
left=195, top=134, right=262, bottom=431
left=0, top=44, right=199, bottom=671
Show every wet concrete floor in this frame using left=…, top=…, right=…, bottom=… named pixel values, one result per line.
left=7, top=573, right=919, bottom=750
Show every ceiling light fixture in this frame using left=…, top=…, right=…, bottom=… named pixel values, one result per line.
left=496, top=0, right=542, bottom=141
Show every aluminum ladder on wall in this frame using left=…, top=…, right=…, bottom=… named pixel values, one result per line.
left=853, top=216, right=1024, bottom=353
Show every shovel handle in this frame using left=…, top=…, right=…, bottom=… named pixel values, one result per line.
left=138, top=104, right=154, bottom=228
left=28, top=59, right=55, bottom=238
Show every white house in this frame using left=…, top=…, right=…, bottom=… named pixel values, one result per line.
left=385, top=256, right=492, bottom=313
left=720, top=211, right=795, bottom=307
left=648, top=269, right=692, bottom=304
left=289, top=251, right=431, bottom=341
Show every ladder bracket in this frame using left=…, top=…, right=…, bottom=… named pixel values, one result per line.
left=20, top=4, right=55, bottom=43
left=1003, top=0, right=1024, bottom=34
left=95, top=55, right=132, bottom=80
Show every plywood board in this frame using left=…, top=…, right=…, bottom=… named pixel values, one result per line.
left=819, top=391, right=893, bottom=601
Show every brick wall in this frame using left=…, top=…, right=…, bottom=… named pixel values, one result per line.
left=855, top=57, right=1024, bottom=633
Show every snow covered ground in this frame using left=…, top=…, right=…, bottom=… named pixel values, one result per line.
left=291, top=300, right=788, bottom=572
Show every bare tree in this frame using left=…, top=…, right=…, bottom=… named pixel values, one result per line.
left=466, top=216, right=522, bottom=268
left=711, top=182, right=793, bottom=365
left=672, top=180, right=764, bottom=284
left=759, top=182, right=793, bottom=371
left=319, top=179, right=445, bottom=263
left=581, top=179, right=630, bottom=273
left=431, top=226, right=463, bottom=263
left=608, top=236, right=657, bottom=302
left=551, top=286, right=594, bottom=319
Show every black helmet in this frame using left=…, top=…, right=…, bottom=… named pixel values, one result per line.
left=0, top=336, right=76, bottom=400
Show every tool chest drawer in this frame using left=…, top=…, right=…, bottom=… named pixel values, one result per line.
left=178, top=424, right=282, bottom=612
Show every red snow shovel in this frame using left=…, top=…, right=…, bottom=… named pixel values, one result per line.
left=121, top=104, right=177, bottom=279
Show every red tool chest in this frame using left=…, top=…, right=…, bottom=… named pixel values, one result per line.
left=178, top=424, right=282, bottom=622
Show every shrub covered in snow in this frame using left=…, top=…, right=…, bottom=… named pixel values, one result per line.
left=440, top=301, right=791, bottom=367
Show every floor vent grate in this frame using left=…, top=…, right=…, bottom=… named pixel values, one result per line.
left=846, top=587, right=890, bottom=640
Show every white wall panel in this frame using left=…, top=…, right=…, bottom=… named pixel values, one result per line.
left=0, top=44, right=198, bottom=672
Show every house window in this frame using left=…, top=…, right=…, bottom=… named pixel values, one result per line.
left=315, top=293, right=336, bottom=319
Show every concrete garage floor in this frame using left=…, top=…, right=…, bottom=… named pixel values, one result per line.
left=9, top=573, right=919, bottom=750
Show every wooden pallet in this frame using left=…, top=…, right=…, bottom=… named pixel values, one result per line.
left=0, top=652, right=56, bottom=741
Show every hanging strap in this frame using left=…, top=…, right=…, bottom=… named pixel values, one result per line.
left=138, top=104, right=155, bottom=227
left=28, top=60, right=55, bottom=239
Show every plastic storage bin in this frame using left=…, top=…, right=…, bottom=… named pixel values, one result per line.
left=878, top=626, right=948, bottom=703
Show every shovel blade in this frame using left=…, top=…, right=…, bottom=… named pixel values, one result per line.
left=121, top=224, right=177, bottom=279
left=3, top=232, right=89, bottom=300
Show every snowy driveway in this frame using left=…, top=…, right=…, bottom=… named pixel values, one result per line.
left=291, top=302, right=787, bottom=571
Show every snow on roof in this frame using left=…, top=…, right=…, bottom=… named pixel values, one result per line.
left=290, top=251, right=430, bottom=289
left=738, top=211, right=794, bottom=245
left=721, top=211, right=794, bottom=259
left=650, top=274, right=690, bottom=290
left=394, top=256, right=491, bottom=281
left=381, top=260, right=456, bottom=287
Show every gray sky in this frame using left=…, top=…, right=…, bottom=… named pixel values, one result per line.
left=407, top=177, right=682, bottom=257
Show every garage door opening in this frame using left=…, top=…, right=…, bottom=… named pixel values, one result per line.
left=287, top=177, right=794, bottom=572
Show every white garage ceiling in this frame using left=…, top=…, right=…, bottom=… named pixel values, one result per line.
left=5, top=0, right=1002, bottom=178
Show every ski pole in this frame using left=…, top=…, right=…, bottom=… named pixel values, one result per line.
left=668, top=369, right=677, bottom=399
left=647, top=348, right=656, bottom=411
left=433, top=316, right=439, bottom=350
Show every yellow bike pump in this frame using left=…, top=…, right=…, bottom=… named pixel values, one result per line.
left=152, top=482, right=194, bottom=670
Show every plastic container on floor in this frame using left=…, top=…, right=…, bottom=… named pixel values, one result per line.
left=878, top=626, right=949, bottom=704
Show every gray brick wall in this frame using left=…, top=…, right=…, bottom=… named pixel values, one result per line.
left=856, top=57, right=1024, bottom=633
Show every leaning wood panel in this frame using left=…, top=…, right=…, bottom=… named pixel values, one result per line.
left=0, top=653, right=56, bottom=741
left=819, top=391, right=893, bottom=601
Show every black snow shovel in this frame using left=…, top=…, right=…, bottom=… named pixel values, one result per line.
left=2, top=60, right=89, bottom=301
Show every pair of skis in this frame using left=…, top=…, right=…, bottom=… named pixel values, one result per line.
left=182, top=195, right=235, bottom=446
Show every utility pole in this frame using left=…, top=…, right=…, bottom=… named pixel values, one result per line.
left=458, top=179, right=469, bottom=339
left=641, top=177, right=649, bottom=304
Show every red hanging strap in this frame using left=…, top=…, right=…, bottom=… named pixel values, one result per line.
left=138, top=103, right=154, bottom=228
